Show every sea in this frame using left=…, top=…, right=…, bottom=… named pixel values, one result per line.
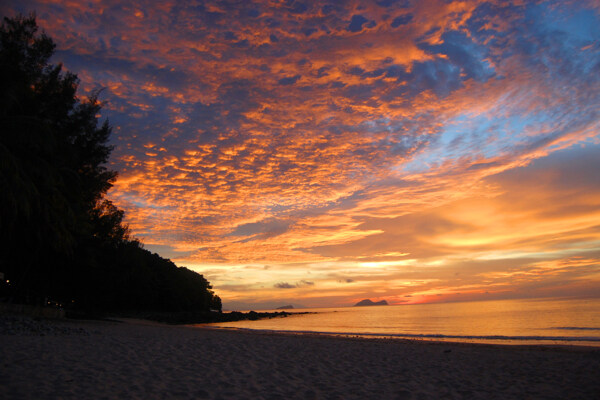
left=203, top=298, right=600, bottom=346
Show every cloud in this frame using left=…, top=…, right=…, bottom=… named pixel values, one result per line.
left=274, top=280, right=314, bottom=289
left=286, top=1, right=308, bottom=15
left=278, top=74, right=301, bottom=85
left=376, top=0, right=411, bottom=8
left=230, top=218, right=293, bottom=241
left=348, top=15, right=370, bottom=32
left=418, top=31, right=496, bottom=82
left=391, top=14, right=413, bottom=27
left=5, top=0, right=598, bottom=307
left=274, top=282, right=295, bottom=289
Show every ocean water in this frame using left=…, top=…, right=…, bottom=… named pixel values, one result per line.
left=203, top=298, right=600, bottom=346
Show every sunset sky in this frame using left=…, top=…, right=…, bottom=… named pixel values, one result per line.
left=3, top=0, right=599, bottom=309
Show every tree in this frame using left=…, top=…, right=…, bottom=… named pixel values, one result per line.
left=0, top=14, right=222, bottom=315
left=0, top=14, right=118, bottom=301
left=0, top=14, right=122, bottom=302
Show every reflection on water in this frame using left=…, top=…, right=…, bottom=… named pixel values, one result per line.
left=202, top=298, right=600, bottom=346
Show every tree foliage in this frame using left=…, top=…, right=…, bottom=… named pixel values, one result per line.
left=0, top=14, right=221, bottom=314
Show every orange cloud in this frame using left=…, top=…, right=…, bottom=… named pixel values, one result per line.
left=4, top=0, right=598, bottom=308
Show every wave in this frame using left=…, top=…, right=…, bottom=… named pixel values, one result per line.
left=552, top=327, right=600, bottom=331
left=231, top=328, right=600, bottom=344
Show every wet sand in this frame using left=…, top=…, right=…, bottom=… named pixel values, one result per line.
left=1, top=317, right=599, bottom=399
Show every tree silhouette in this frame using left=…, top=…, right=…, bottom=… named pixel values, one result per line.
left=1, top=14, right=86, bottom=301
left=0, top=14, right=221, bottom=314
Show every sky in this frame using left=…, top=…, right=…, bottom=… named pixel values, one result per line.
left=3, top=0, right=599, bottom=309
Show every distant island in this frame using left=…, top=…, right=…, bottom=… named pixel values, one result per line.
left=354, top=299, right=389, bottom=307
left=276, top=305, right=295, bottom=310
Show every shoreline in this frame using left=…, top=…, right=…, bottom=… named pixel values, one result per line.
left=197, top=324, right=600, bottom=349
left=196, top=324, right=600, bottom=351
left=2, top=316, right=599, bottom=399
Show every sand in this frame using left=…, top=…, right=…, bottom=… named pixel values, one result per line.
left=1, top=316, right=599, bottom=399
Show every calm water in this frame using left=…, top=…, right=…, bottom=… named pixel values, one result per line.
left=204, top=298, right=600, bottom=346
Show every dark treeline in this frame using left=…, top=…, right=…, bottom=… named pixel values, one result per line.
left=0, top=15, right=222, bottom=316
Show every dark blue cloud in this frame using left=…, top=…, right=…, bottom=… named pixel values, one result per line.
left=230, top=218, right=291, bottom=237
left=246, top=8, right=261, bottom=18
left=367, top=68, right=387, bottom=78
left=316, top=66, right=330, bottom=77
left=265, top=18, right=282, bottom=28
left=349, top=66, right=365, bottom=75
left=169, top=3, right=226, bottom=28
left=419, top=31, right=496, bottom=82
left=407, top=60, right=462, bottom=97
left=232, top=39, right=250, bottom=48
left=391, top=14, right=413, bottom=27
left=231, top=218, right=293, bottom=242
left=286, top=1, right=308, bottom=14
left=384, top=64, right=407, bottom=79
left=342, top=84, right=377, bottom=102
left=348, top=15, right=369, bottom=32
left=302, top=27, right=318, bottom=37
left=278, top=74, right=301, bottom=85
left=347, top=64, right=388, bottom=79
left=223, top=31, right=237, bottom=40
left=376, top=0, right=411, bottom=7
left=189, top=48, right=218, bottom=61
left=466, top=2, right=520, bottom=35
left=321, top=4, right=340, bottom=15
left=57, top=49, right=194, bottom=95
left=330, top=81, right=346, bottom=89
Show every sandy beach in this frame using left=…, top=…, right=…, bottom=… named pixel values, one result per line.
left=1, top=317, right=599, bottom=399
